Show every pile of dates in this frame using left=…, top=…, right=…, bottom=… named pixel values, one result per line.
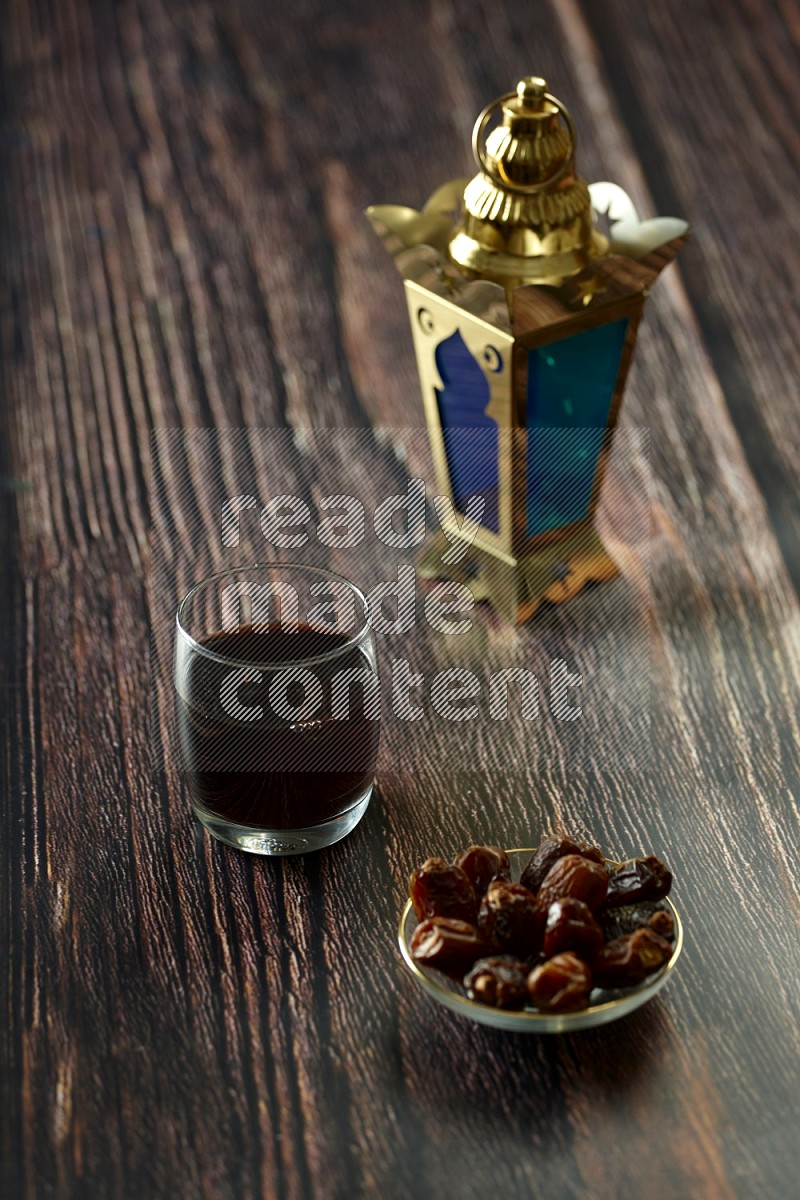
left=408, top=836, right=675, bottom=1013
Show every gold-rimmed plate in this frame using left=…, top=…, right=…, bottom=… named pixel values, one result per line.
left=398, top=849, right=683, bottom=1033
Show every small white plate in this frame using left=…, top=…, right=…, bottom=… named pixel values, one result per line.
left=398, top=849, right=683, bottom=1033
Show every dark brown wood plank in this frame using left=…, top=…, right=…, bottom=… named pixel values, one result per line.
left=1, top=0, right=799, bottom=1198
left=573, top=0, right=800, bottom=594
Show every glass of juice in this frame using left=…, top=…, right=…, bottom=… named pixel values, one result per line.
left=174, top=563, right=380, bottom=855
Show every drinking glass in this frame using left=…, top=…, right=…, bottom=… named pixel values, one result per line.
left=174, top=563, right=380, bottom=855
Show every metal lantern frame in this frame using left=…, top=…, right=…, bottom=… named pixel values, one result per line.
left=368, top=100, right=688, bottom=622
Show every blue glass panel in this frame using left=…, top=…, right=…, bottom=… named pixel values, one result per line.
left=435, top=330, right=499, bottom=533
left=526, top=318, right=628, bottom=537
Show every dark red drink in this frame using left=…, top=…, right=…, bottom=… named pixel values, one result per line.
left=177, top=625, right=380, bottom=831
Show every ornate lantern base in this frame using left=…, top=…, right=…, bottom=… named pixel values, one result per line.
left=418, top=525, right=618, bottom=625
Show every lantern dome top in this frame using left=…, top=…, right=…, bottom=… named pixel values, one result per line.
left=448, top=76, right=608, bottom=288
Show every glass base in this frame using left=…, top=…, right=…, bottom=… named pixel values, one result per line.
left=192, top=783, right=373, bottom=856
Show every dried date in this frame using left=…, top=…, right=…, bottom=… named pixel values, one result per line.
left=409, top=858, right=477, bottom=923
left=410, top=917, right=489, bottom=973
left=604, top=855, right=672, bottom=909
left=520, top=836, right=607, bottom=894
left=465, top=956, right=529, bottom=1010
left=455, top=845, right=511, bottom=897
left=535, top=855, right=608, bottom=915
left=478, top=881, right=543, bottom=957
left=542, top=898, right=604, bottom=960
left=519, top=836, right=582, bottom=893
left=593, top=927, right=673, bottom=989
left=527, top=952, right=593, bottom=1013
left=647, top=909, right=675, bottom=940
left=601, top=903, right=667, bottom=942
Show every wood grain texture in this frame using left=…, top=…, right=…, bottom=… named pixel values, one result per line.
left=1, top=1, right=799, bottom=1199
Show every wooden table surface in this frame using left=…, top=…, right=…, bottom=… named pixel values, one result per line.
left=3, top=1, right=800, bottom=1197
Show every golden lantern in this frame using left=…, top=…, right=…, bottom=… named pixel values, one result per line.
left=366, top=77, right=688, bottom=623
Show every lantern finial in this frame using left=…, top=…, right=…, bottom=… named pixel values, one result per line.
left=448, top=77, right=607, bottom=289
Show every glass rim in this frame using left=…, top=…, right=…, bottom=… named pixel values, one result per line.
left=175, top=561, right=373, bottom=670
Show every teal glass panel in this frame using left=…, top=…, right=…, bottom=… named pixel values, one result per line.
left=435, top=330, right=499, bottom=532
left=526, top=318, right=628, bottom=537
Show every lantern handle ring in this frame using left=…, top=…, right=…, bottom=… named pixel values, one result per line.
left=471, top=87, right=576, bottom=194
